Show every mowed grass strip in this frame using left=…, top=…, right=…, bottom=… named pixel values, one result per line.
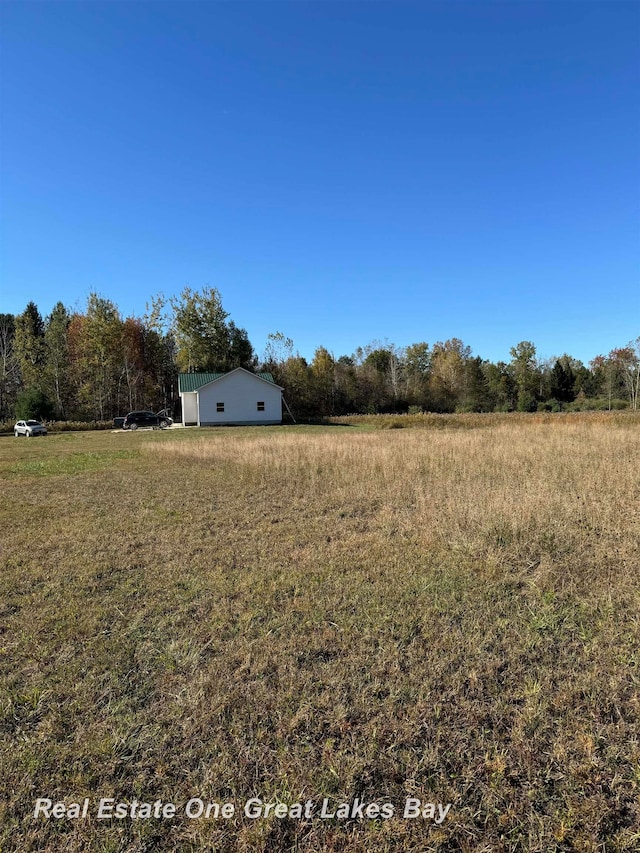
left=0, top=417, right=639, bottom=852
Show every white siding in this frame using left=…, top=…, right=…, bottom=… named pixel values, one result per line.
left=197, top=371, right=282, bottom=425
left=182, top=393, right=198, bottom=425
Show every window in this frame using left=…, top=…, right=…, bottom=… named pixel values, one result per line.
left=216, top=402, right=224, bottom=413
left=257, top=401, right=265, bottom=411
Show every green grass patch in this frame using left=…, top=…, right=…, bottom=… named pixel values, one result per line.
left=8, top=449, right=138, bottom=477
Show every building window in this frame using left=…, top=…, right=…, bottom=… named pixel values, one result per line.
left=257, top=401, right=265, bottom=411
left=216, top=402, right=224, bottom=413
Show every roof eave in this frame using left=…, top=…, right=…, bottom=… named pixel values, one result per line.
left=179, top=367, right=283, bottom=393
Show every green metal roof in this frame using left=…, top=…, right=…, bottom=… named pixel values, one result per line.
left=178, top=370, right=276, bottom=393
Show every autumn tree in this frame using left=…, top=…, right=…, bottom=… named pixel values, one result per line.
left=353, top=341, right=406, bottom=411
left=404, top=342, right=430, bottom=405
left=333, top=355, right=359, bottom=413
left=483, top=361, right=516, bottom=411
left=610, top=339, right=640, bottom=410
left=119, top=317, right=146, bottom=412
left=67, top=295, right=122, bottom=420
left=359, top=348, right=393, bottom=412
left=44, top=302, right=71, bottom=418
left=509, top=340, right=539, bottom=412
left=143, top=293, right=177, bottom=414
left=262, top=331, right=294, bottom=387
left=310, top=346, right=335, bottom=416
left=280, top=356, right=314, bottom=418
left=429, top=338, right=472, bottom=411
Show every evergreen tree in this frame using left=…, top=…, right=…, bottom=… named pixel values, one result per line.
left=227, top=321, right=256, bottom=371
left=14, top=302, right=46, bottom=391
left=549, top=357, right=576, bottom=404
left=15, top=387, right=54, bottom=420
left=0, top=314, right=20, bottom=420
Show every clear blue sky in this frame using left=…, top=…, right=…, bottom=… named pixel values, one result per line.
left=1, top=1, right=638, bottom=365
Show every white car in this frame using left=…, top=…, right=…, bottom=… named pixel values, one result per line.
left=14, top=420, right=47, bottom=437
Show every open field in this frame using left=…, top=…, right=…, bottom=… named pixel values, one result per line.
left=1, top=414, right=639, bottom=852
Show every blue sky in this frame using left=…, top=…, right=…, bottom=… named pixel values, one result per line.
left=1, top=1, right=638, bottom=365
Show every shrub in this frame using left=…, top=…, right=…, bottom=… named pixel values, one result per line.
left=0, top=420, right=115, bottom=434
left=14, top=388, right=55, bottom=421
left=516, top=392, right=537, bottom=412
left=537, top=399, right=561, bottom=413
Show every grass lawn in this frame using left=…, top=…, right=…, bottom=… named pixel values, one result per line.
left=1, top=414, right=639, bottom=852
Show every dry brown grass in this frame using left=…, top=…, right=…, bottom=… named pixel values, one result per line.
left=149, top=419, right=638, bottom=578
left=1, top=415, right=639, bottom=852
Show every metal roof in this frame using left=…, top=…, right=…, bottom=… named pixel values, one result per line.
left=178, top=370, right=277, bottom=393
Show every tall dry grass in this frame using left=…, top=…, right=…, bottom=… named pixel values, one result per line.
left=148, top=420, right=639, bottom=585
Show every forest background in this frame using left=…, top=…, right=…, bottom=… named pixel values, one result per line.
left=1, top=285, right=638, bottom=424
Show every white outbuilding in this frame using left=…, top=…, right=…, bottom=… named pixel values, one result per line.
left=178, top=368, right=283, bottom=426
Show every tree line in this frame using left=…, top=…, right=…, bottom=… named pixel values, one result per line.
left=1, top=287, right=638, bottom=422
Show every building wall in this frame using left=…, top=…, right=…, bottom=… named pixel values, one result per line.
left=197, top=371, right=282, bottom=425
left=181, top=393, right=198, bottom=425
